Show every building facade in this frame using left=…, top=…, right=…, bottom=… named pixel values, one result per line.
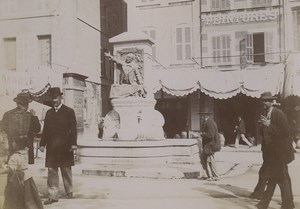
left=0, top=0, right=127, bottom=134
left=282, top=0, right=300, bottom=142
left=126, top=0, right=285, bottom=144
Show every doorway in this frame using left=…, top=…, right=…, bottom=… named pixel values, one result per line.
left=216, top=94, right=259, bottom=145
left=155, top=98, right=188, bottom=138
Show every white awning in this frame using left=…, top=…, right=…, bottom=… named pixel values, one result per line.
left=152, top=64, right=284, bottom=99
left=283, top=54, right=300, bottom=98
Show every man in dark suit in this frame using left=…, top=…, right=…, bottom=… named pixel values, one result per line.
left=1, top=92, right=40, bottom=164
left=255, top=92, right=295, bottom=209
left=199, top=112, right=219, bottom=181
left=39, top=87, right=77, bottom=205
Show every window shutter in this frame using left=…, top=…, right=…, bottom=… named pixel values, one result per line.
left=294, top=10, right=300, bottom=51
left=265, top=32, right=273, bottom=62
left=246, top=34, right=253, bottom=62
left=240, top=38, right=246, bottom=68
left=38, top=35, right=51, bottom=67
left=185, top=27, right=191, bottom=60
left=101, top=48, right=105, bottom=77
left=176, top=28, right=183, bottom=60
left=4, top=38, right=16, bottom=71
left=17, top=36, right=25, bottom=72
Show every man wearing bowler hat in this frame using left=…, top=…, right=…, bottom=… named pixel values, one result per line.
left=199, top=111, right=219, bottom=181
left=39, top=87, right=77, bottom=205
left=255, top=92, right=295, bottom=209
left=1, top=92, right=40, bottom=163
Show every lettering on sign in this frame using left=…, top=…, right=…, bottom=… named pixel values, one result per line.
left=202, top=9, right=278, bottom=26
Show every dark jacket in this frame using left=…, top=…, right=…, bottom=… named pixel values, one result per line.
left=40, top=105, right=77, bottom=167
left=1, top=107, right=40, bottom=164
left=267, top=107, right=294, bottom=165
left=201, top=117, right=219, bottom=147
left=235, top=119, right=246, bottom=135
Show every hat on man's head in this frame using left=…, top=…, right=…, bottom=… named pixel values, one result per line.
left=49, top=87, right=63, bottom=99
left=13, top=92, right=32, bottom=104
left=260, top=92, right=277, bottom=101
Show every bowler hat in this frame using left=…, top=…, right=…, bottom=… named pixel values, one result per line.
left=49, top=87, right=63, bottom=99
left=13, top=92, right=32, bottom=104
left=260, top=92, right=277, bottom=101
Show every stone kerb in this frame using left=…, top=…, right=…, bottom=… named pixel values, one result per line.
left=77, top=139, right=200, bottom=165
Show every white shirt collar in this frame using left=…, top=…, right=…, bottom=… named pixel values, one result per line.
left=54, top=103, right=63, bottom=112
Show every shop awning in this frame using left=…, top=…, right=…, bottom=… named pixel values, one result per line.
left=152, top=64, right=284, bottom=99
left=283, top=54, right=300, bottom=98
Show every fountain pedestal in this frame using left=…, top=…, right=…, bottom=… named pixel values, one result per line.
left=111, top=97, right=164, bottom=140
left=77, top=31, right=201, bottom=178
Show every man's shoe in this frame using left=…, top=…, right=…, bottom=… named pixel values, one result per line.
left=44, top=199, right=58, bottom=205
left=66, top=192, right=73, bottom=199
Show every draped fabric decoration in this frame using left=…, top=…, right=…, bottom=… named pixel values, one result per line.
left=152, top=64, right=284, bottom=99
left=284, top=54, right=300, bottom=98
left=28, top=83, right=53, bottom=107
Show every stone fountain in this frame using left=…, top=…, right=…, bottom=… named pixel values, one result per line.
left=77, top=32, right=201, bottom=178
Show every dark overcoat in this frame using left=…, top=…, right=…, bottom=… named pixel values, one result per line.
left=40, top=105, right=77, bottom=167
left=267, top=107, right=294, bottom=165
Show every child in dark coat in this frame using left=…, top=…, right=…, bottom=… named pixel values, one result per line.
left=0, top=137, right=43, bottom=209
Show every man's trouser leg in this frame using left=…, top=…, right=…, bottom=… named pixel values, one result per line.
left=253, top=162, right=268, bottom=197
left=61, top=166, right=73, bottom=195
left=278, top=165, right=294, bottom=209
left=258, top=164, right=283, bottom=208
left=200, top=152, right=210, bottom=177
left=208, top=154, right=218, bottom=178
left=234, top=134, right=240, bottom=147
left=241, top=134, right=252, bottom=146
left=47, top=167, right=59, bottom=200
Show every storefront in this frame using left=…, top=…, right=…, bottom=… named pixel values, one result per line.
left=152, top=64, right=284, bottom=144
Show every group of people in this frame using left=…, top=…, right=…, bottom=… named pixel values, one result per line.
left=0, top=87, right=78, bottom=208
left=0, top=87, right=296, bottom=209
left=198, top=92, right=295, bottom=209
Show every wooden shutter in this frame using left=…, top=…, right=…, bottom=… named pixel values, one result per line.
left=185, top=27, right=191, bottom=60
left=293, top=10, right=300, bottom=51
left=4, top=38, right=16, bottom=71
left=176, top=28, right=183, bottom=60
left=240, top=38, right=246, bottom=69
left=38, top=35, right=51, bottom=67
left=265, top=32, right=273, bottom=62
left=246, top=34, right=253, bottom=62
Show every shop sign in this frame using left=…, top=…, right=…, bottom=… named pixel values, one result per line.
left=202, top=9, right=278, bottom=26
